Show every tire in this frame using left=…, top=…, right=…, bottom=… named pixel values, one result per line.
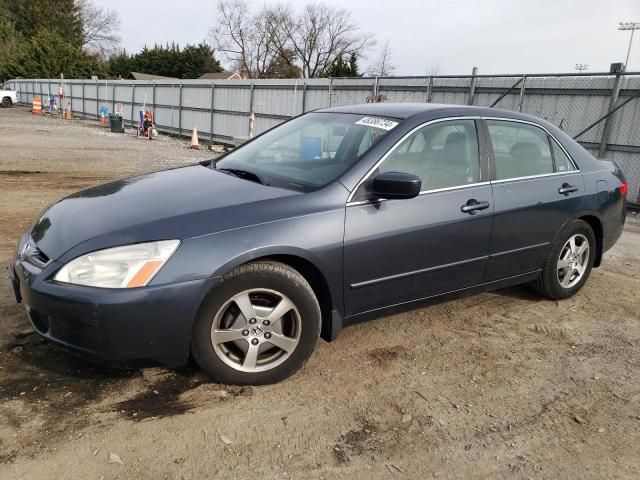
left=1, top=97, right=12, bottom=108
left=192, top=261, right=321, bottom=385
left=532, top=219, right=596, bottom=300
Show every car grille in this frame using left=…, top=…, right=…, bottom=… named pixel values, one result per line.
left=21, top=238, right=51, bottom=268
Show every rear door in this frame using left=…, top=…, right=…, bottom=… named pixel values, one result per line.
left=483, top=118, right=584, bottom=281
left=343, top=118, right=494, bottom=316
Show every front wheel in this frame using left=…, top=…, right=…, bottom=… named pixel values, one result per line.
left=1, top=97, right=12, bottom=108
left=192, top=261, right=321, bottom=385
left=532, top=219, right=596, bottom=300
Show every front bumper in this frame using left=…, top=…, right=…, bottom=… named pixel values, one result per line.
left=11, top=257, right=214, bottom=368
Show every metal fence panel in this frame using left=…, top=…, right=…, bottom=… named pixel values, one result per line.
left=5, top=73, right=640, bottom=202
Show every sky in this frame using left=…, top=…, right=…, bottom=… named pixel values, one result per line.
left=103, top=0, right=640, bottom=75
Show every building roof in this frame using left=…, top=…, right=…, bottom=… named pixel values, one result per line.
left=127, top=72, right=178, bottom=80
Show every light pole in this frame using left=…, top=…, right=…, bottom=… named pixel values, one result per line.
left=618, top=21, right=640, bottom=71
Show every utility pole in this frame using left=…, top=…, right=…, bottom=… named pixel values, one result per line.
left=618, top=21, right=640, bottom=71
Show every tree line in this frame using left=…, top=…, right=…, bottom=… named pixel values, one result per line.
left=0, top=0, right=396, bottom=82
left=106, top=44, right=223, bottom=79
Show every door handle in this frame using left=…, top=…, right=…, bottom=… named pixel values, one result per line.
left=558, top=183, right=578, bottom=195
left=461, top=199, right=490, bottom=214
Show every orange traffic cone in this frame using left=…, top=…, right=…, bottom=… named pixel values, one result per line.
left=190, top=127, right=200, bottom=150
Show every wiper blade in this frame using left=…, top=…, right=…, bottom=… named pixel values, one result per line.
left=217, top=167, right=269, bottom=186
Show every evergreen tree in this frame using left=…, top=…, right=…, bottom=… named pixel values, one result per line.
left=0, top=0, right=102, bottom=80
left=348, top=52, right=360, bottom=77
left=3, top=30, right=103, bottom=79
left=182, top=43, right=222, bottom=78
left=0, top=18, right=23, bottom=81
left=322, top=53, right=361, bottom=77
left=107, top=43, right=222, bottom=79
left=5, top=0, right=84, bottom=47
left=105, top=50, right=133, bottom=79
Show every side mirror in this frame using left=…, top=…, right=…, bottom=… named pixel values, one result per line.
left=370, top=171, right=422, bottom=200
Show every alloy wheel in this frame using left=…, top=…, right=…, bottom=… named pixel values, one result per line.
left=210, top=289, right=301, bottom=373
left=556, top=234, right=590, bottom=289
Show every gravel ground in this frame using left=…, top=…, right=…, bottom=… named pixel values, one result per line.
left=1, top=106, right=639, bottom=479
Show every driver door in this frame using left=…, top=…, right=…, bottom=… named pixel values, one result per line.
left=343, top=119, right=494, bottom=316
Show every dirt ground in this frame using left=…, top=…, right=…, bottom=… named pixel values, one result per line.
left=0, top=106, right=639, bottom=479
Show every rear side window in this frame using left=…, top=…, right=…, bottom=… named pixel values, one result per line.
left=487, top=120, right=553, bottom=180
left=550, top=138, right=576, bottom=172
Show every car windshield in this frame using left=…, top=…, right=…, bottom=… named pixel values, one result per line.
left=211, top=112, right=399, bottom=192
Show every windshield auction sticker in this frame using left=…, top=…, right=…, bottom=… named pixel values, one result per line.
left=355, top=116, right=399, bottom=131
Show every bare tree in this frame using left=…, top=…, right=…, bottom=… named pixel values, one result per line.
left=273, top=3, right=375, bottom=78
left=76, top=0, right=121, bottom=58
left=368, top=39, right=395, bottom=77
left=209, top=1, right=374, bottom=78
left=210, top=0, right=282, bottom=78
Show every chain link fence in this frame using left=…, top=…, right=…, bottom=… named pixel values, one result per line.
left=5, top=72, right=640, bottom=202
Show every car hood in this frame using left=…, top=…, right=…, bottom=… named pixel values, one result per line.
left=31, top=165, right=299, bottom=260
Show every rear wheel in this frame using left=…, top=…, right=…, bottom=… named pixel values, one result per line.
left=532, top=219, right=596, bottom=300
left=192, top=261, right=321, bottom=385
left=1, top=97, right=12, bottom=108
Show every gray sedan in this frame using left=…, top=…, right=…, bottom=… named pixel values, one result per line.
left=11, top=103, right=627, bottom=384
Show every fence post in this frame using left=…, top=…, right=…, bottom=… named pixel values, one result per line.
left=81, top=81, right=85, bottom=117
left=152, top=82, right=156, bottom=113
left=178, top=83, right=183, bottom=137
left=468, top=66, right=478, bottom=105
left=373, top=76, right=379, bottom=97
left=426, top=76, right=433, bottom=103
left=209, top=82, right=215, bottom=144
left=95, top=79, right=99, bottom=118
left=111, top=81, right=115, bottom=115
left=131, top=82, right=136, bottom=127
left=248, top=82, right=255, bottom=138
left=328, top=77, right=333, bottom=107
left=301, top=82, right=307, bottom=113
left=518, top=75, right=527, bottom=112
left=598, top=72, right=623, bottom=158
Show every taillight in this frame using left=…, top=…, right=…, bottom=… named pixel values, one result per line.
left=619, top=182, right=628, bottom=197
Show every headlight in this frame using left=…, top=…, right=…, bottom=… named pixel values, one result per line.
left=54, top=240, right=180, bottom=288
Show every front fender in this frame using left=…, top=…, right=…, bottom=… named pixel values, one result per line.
left=152, top=208, right=346, bottom=316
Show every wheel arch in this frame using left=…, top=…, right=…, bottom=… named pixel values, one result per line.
left=211, top=248, right=341, bottom=342
left=577, top=214, right=604, bottom=267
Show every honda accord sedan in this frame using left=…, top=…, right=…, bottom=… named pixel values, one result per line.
left=10, top=103, right=627, bottom=384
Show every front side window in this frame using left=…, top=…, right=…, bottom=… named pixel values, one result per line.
left=487, top=120, right=554, bottom=180
left=213, top=112, right=398, bottom=192
left=376, top=119, right=480, bottom=191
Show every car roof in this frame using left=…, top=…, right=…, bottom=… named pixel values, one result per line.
left=316, top=102, right=536, bottom=122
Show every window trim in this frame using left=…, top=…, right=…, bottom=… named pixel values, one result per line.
left=346, top=116, right=485, bottom=205
left=491, top=170, right=579, bottom=185
left=482, top=117, right=579, bottom=183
